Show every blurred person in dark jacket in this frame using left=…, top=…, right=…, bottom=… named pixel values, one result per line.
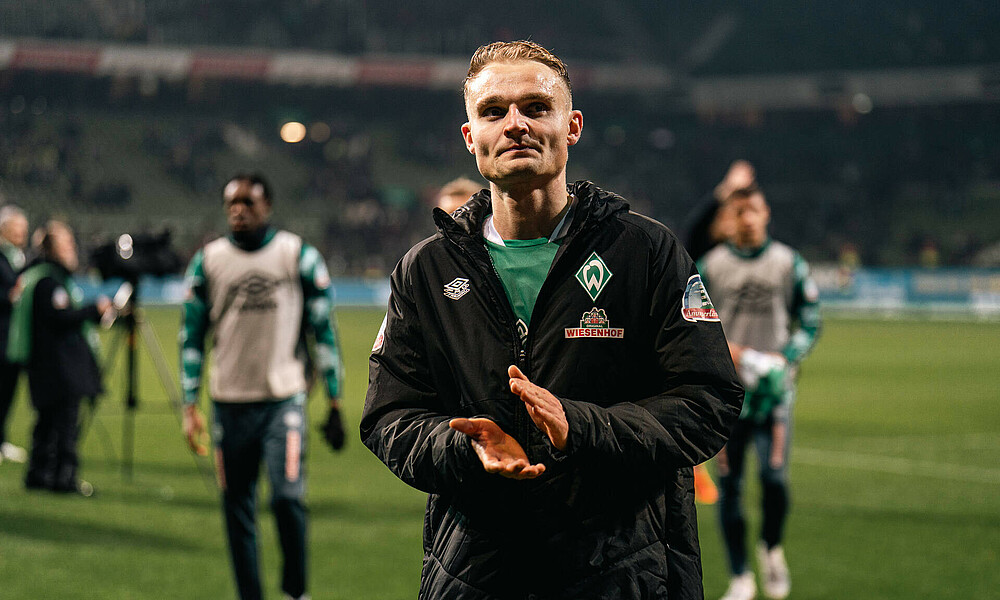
left=6, top=220, right=109, bottom=494
left=0, top=205, right=29, bottom=464
left=362, top=40, right=743, bottom=599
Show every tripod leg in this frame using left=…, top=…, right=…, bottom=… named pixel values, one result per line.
left=136, top=311, right=217, bottom=492
left=79, top=326, right=126, bottom=461
left=137, top=315, right=185, bottom=417
left=123, top=315, right=138, bottom=482
left=101, top=325, right=127, bottom=376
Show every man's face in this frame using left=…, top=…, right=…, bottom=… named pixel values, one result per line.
left=462, top=61, right=582, bottom=188
left=223, top=179, right=271, bottom=234
left=1, top=215, right=28, bottom=248
left=731, top=193, right=770, bottom=249
left=49, top=225, right=79, bottom=272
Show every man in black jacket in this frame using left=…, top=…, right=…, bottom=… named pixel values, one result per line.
left=7, top=220, right=108, bottom=493
left=361, top=41, right=743, bottom=599
left=0, top=205, right=29, bottom=464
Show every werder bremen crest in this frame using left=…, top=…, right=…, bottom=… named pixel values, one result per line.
left=575, top=252, right=612, bottom=301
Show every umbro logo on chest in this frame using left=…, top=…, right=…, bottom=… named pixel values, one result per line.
left=443, top=277, right=471, bottom=300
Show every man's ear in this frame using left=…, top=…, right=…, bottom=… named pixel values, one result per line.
left=461, top=122, right=476, bottom=155
left=567, top=110, right=583, bottom=147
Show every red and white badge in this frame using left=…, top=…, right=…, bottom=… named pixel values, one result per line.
left=681, top=275, right=720, bottom=323
left=565, top=307, right=625, bottom=339
left=372, top=313, right=387, bottom=352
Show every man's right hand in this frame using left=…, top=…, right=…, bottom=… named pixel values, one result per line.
left=449, top=418, right=545, bottom=480
left=183, top=404, right=209, bottom=456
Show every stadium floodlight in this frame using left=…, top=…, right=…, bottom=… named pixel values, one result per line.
left=280, top=121, right=307, bottom=143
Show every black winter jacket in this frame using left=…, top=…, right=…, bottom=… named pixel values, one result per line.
left=0, top=248, right=19, bottom=354
left=361, top=181, right=743, bottom=599
left=27, top=261, right=103, bottom=402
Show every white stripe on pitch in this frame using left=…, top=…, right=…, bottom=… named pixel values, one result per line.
left=792, top=447, right=1000, bottom=484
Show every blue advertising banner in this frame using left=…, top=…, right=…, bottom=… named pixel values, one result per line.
left=811, top=266, right=1000, bottom=318
left=75, top=268, right=1000, bottom=318
left=76, top=276, right=392, bottom=308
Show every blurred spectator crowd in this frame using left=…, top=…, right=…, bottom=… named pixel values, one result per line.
left=2, top=1, right=998, bottom=74
left=2, top=0, right=1000, bottom=276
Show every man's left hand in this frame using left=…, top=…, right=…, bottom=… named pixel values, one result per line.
left=508, top=365, right=569, bottom=451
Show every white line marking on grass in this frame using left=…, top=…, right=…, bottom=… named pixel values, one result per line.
left=793, top=447, right=1000, bottom=484
left=838, top=432, right=1000, bottom=448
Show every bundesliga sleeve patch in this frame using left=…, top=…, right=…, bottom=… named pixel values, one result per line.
left=681, top=274, right=721, bottom=323
left=372, top=313, right=387, bottom=352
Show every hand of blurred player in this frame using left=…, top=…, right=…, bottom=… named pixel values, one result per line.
left=96, top=296, right=112, bottom=316
left=320, top=404, right=346, bottom=451
left=183, top=404, right=209, bottom=456
left=728, top=343, right=745, bottom=368
left=449, top=417, right=545, bottom=479
left=714, top=160, right=756, bottom=202
left=508, top=365, right=568, bottom=452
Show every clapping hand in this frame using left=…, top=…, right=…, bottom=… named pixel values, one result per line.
left=449, top=417, right=545, bottom=479
left=507, top=365, right=568, bottom=451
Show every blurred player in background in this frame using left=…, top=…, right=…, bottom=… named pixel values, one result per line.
left=7, top=220, right=109, bottom=495
left=0, top=205, right=29, bottom=464
left=435, top=176, right=483, bottom=214
left=697, top=185, right=821, bottom=600
left=362, top=40, right=743, bottom=599
left=180, top=173, right=345, bottom=600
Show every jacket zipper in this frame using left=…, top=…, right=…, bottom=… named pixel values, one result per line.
left=519, top=217, right=591, bottom=391
left=472, top=242, right=531, bottom=442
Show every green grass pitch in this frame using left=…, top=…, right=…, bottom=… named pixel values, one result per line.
left=0, top=308, right=997, bottom=599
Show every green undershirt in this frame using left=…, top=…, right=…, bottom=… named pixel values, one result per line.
left=486, top=237, right=560, bottom=332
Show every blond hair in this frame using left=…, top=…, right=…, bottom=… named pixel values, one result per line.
left=464, top=40, right=572, bottom=101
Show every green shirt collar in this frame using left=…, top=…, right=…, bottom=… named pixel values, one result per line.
left=482, top=195, right=576, bottom=246
left=728, top=237, right=771, bottom=259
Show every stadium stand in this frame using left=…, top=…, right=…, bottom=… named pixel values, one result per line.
left=1, top=1, right=999, bottom=275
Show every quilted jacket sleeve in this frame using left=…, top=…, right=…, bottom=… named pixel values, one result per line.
left=360, top=254, right=480, bottom=495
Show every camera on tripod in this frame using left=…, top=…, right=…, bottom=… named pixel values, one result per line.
left=86, top=230, right=187, bottom=480
left=91, top=230, right=182, bottom=283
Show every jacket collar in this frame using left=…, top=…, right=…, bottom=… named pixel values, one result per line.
left=434, top=180, right=629, bottom=244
